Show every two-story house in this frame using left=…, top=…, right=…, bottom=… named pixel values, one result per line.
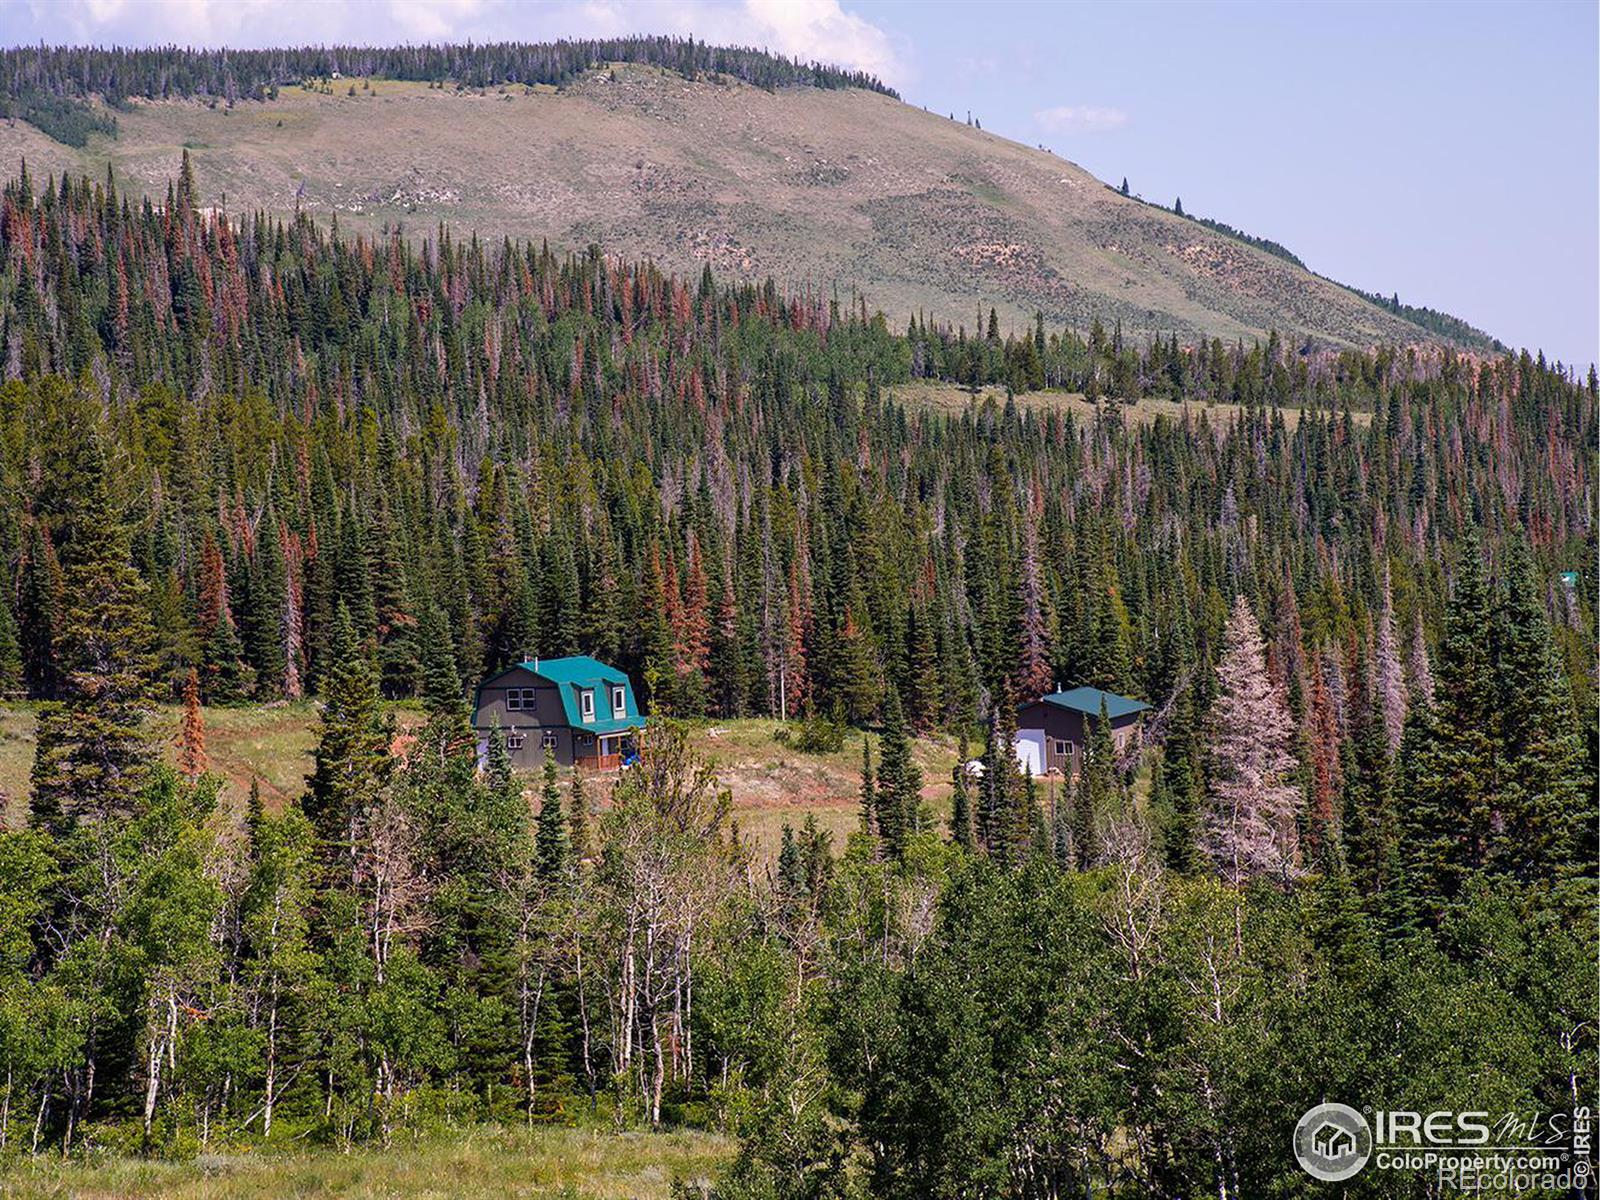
left=473, top=655, right=644, bottom=769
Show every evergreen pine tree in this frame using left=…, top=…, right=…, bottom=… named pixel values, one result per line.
left=1400, top=535, right=1495, bottom=918
left=0, top=587, right=22, bottom=697
left=874, top=685, right=922, bottom=860
left=1155, top=686, right=1204, bottom=874
left=244, top=516, right=289, bottom=698
left=568, top=768, right=591, bottom=871
left=949, top=735, right=974, bottom=850
left=1076, top=699, right=1118, bottom=869
left=29, top=435, right=158, bottom=835
left=857, top=735, right=877, bottom=841
left=1491, top=538, right=1587, bottom=896
left=980, top=687, right=1025, bottom=866
left=1341, top=691, right=1397, bottom=900
left=536, top=751, right=568, bottom=880
left=302, top=602, right=392, bottom=873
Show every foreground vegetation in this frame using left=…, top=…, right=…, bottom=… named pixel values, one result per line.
left=0, top=158, right=1592, bottom=1196
left=0, top=1126, right=730, bottom=1199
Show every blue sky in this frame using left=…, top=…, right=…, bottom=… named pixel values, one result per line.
left=5, top=0, right=1596, bottom=365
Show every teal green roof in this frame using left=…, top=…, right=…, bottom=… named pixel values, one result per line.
left=521, top=656, right=644, bottom=734
left=1034, top=686, right=1149, bottom=720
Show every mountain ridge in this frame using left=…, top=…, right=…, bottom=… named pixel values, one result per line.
left=0, top=54, right=1493, bottom=351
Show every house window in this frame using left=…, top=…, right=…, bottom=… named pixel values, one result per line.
left=1051, top=738, right=1069, bottom=760
left=580, top=688, right=595, bottom=722
left=541, top=730, right=558, bottom=750
left=506, top=733, right=526, bottom=751
left=506, top=687, right=535, bottom=711
left=611, top=684, right=626, bottom=714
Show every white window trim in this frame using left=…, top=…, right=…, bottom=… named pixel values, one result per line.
left=580, top=688, right=595, bottom=722
left=611, top=684, right=626, bottom=714
left=541, top=730, right=558, bottom=750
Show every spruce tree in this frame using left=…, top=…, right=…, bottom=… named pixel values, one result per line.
left=536, top=751, right=568, bottom=880
left=980, top=687, right=1025, bottom=866
left=1155, top=686, right=1203, bottom=874
left=1076, top=699, right=1118, bottom=869
left=1341, top=691, right=1397, bottom=900
left=874, top=685, right=922, bottom=860
left=568, top=768, right=591, bottom=871
left=858, top=735, right=877, bottom=841
left=1400, top=535, right=1495, bottom=918
left=202, top=609, right=253, bottom=704
left=29, top=435, right=158, bottom=835
left=1491, top=538, right=1586, bottom=896
left=0, top=588, right=22, bottom=698
left=18, top=523, right=62, bottom=700
left=302, top=603, right=392, bottom=872
left=244, top=516, right=289, bottom=698
left=949, top=736, right=974, bottom=850
left=417, top=603, right=470, bottom=732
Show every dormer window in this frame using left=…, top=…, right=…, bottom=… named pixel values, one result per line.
left=611, top=684, right=626, bottom=715
left=580, top=688, right=595, bottom=722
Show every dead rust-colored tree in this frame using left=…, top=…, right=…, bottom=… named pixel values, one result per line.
left=177, top=667, right=207, bottom=780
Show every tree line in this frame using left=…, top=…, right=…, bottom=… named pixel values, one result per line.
left=0, top=37, right=897, bottom=116
left=0, top=161, right=1592, bottom=1192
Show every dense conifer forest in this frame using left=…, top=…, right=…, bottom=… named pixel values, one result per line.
left=0, top=159, right=1593, bottom=1195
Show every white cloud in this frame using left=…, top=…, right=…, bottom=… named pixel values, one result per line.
left=11, top=0, right=909, bottom=87
left=1034, top=104, right=1128, bottom=134
left=735, top=0, right=904, bottom=85
left=384, top=0, right=492, bottom=41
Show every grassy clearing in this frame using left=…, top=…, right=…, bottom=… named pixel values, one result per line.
left=0, top=703, right=324, bottom=828
left=0, top=1126, right=732, bottom=1199
left=691, top=718, right=961, bottom=851
left=0, top=707, right=959, bottom=857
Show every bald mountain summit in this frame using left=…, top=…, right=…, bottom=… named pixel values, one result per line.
left=0, top=38, right=1497, bottom=352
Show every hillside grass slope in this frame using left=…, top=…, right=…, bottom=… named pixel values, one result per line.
left=0, top=65, right=1454, bottom=348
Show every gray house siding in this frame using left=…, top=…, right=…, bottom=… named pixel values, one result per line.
left=472, top=661, right=642, bottom=770
left=474, top=667, right=574, bottom=767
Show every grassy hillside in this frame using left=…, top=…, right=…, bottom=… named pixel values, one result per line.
left=0, top=64, right=1452, bottom=349
left=0, top=705, right=962, bottom=856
